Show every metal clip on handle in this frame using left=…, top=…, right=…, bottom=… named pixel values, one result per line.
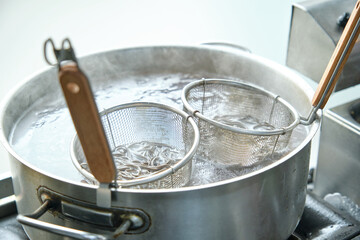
left=44, top=38, right=78, bottom=67
left=17, top=200, right=133, bottom=240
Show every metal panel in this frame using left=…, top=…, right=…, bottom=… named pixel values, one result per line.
left=287, top=0, right=360, bottom=91
left=0, top=173, right=14, bottom=198
left=0, top=173, right=16, bottom=218
left=314, top=99, right=360, bottom=205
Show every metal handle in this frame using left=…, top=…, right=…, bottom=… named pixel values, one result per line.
left=301, top=0, right=360, bottom=125
left=17, top=200, right=133, bottom=240
left=58, top=64, right=116, bottom=184
left=44, top=38, right=117, bottom=207
left=312, top=0, right=360, bottom=109
left=45, top=38, right=117, bottom=184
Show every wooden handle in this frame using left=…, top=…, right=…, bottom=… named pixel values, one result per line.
left=59, top=64, right=116, bottom=183
left=312, top=0, right=360, bottom=109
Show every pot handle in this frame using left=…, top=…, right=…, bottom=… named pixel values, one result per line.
left=17, top=200, right=135, bottom=240
left=44, top=38, right=117, bottom=184
left=58, top=64, right=117, bottom=184
left=202, top=42, right=251, bottom=53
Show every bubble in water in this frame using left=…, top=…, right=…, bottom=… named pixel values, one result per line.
left=214, top=114, right=275, bottom=131
left=81, top=141, right=184, bottom=181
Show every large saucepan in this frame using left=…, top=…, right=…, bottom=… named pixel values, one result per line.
left=0, top=44, right=320, bottom=239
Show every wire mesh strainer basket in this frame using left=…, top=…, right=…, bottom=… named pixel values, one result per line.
left=71, top=102, right=200, bottom=189
left=181, top=79, right=300, bottom=166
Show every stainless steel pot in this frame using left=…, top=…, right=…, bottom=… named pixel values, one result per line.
left=0, top=45, right=320, bottom=240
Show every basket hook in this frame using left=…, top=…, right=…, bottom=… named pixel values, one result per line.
left=44, top=38, right=78, bottom=67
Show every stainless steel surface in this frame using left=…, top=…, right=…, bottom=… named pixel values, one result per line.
left=0, top=45, right=320, bottom=239
left=61, top=201, right=114, bottom=227
left=0, top=173, right=14, bottom=199
left=0, top=173, right=16, bottom=218
left=314, top=99, right=360, bottom=205
left=96, top=183, right=112, bottom=208
left=287, top=0, right=360, bottom=91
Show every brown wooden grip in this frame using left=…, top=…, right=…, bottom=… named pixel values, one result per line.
left=59, top=64, right=116, bottom=183
left=312, top=0, right=360, bottom=109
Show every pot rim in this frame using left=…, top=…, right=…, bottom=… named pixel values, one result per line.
left=0, top=44, right=321, bottom=193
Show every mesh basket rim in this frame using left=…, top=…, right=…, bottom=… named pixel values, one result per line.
left=70, top=101, right=200, bottom=186
left=181, top=79, right=300, bottom=136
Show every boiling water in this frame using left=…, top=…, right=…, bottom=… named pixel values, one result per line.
left=9, top=74, right=308, bottom=187
left=214, top=114, right=276, bottom=130
left=80, top=141, right=184, bottom=181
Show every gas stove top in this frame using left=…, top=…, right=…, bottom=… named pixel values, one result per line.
left=292, top=191, right=360, bottom=239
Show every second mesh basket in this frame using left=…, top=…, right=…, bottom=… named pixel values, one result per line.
left=71, top=102, right=200, bottom=189
left=181, top=79, right=299, bottom=166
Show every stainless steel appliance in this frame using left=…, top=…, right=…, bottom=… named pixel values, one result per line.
left=285, top=0, right=360, bottom=238
left=287, top=0, right=360, bottom=210
left=314, top=99, right=360, bottom=205
left=287, top=0, right=360, bottom=91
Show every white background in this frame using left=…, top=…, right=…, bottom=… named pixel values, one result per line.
left=0, top=0, right=359, bottom=174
